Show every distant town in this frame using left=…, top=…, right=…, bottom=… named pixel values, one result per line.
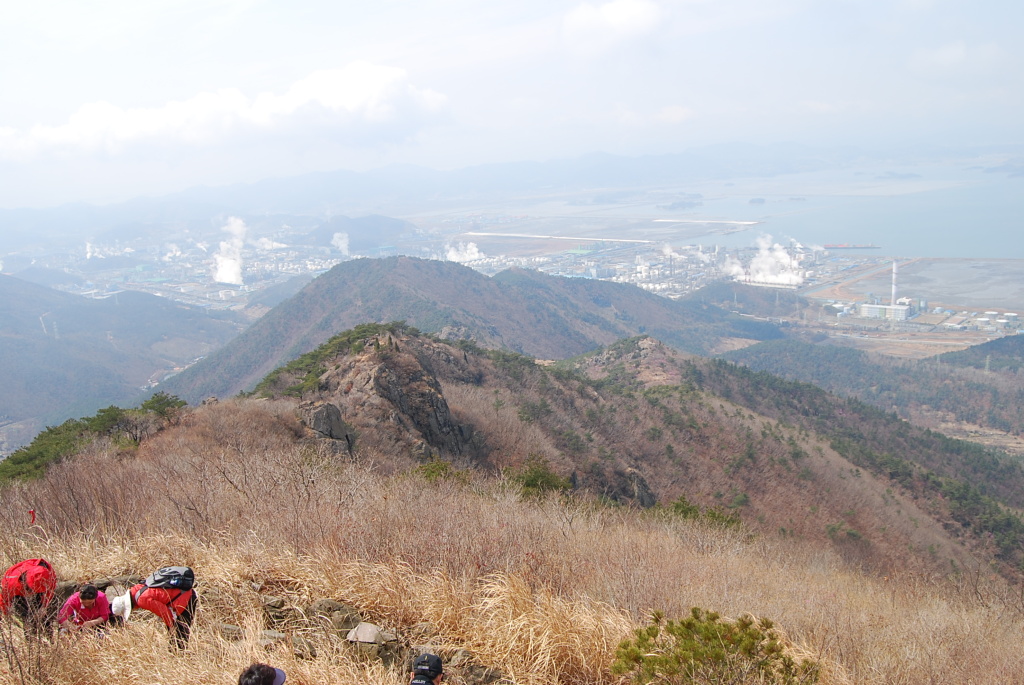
left=6, top=211, right=1022, bottom=360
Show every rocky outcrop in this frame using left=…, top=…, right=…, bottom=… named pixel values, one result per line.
left=370, top=355, right=464, bottom=455
left=298, top=402, right=355, bottom=444
left=303, top=336, right=472, bottom=460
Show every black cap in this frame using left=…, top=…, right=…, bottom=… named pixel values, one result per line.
left=413, top=653, right=443, bottom=678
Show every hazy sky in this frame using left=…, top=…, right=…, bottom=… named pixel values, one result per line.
left=1, top=0, right=1021, bottom=208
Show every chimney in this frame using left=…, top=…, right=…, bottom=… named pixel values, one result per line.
left=891, top=261, right=898, bottom=306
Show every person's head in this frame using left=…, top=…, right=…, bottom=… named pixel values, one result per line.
left=238, top=663, right=286, bottom=685
left=411, top=653, right=444, bottom=684
left=78, top=584, right=98, bottom=608
left=109, top=588, right=132, bottom=621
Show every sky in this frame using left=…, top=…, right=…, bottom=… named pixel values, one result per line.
left=1, top=0, right=1021, bottom=208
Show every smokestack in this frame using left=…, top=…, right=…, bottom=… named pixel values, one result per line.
left=891, top=261, right=898, bottom=306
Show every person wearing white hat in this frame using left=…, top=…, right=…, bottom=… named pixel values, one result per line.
left=238, top=663, right=286, bottom=685
left=110, top=575, right=197, bottom=649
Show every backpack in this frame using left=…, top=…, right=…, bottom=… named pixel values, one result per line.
left=144, top=566, right=195, bottom=591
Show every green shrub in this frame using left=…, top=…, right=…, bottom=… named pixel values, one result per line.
left=613, top=608, right=819, bottom=685
left=139, top=391, right=187, bottom=418
left=416, top=458, right=470, bottom=485
left=666, top=495, right=741, bottom=528
left=508, top=455, right=571, bottom=497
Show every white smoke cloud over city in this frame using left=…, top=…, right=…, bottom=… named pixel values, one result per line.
left=722, top=234, right=803, bottom=285
left=445, top=241, right=484, bottom=262
left=331, top=232, right=350, bottom=255
left=213, top=216, right=247, bottom=285
left=255, top=237, right=287, bottom=250
left=163, top=244, right=182, bottom=261
left=662, top=243, right=712, bottom=264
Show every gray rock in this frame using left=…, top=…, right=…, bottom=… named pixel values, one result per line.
left=330, top=609, right=362, bottom=633
left=291, top=635, right=317, bottom=660
left=347, top=621, right=387, bottom=644
left=262, top=596, right=286, bottom=610
left=408, top=622, right=438, bottom=640
left=218, top=623, right=245, bottom=641
left=259, top=630, right=288, bottom=649
left=263, top=596, right=299, bottom=625
left=299, top=402, right=356, bottom=442
left=446, top=648, right=506, bottom=685
left=308, top=598, right=346, bottom=615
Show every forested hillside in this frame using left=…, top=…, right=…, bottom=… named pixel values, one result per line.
left=723, top=339, right=1024, bottom=435
left=0, top=274, right=243, bottom=453
left=938, top=334, right=1024, bottom=373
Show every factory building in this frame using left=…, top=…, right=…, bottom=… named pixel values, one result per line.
left=858, top=303, right=910, bottom=320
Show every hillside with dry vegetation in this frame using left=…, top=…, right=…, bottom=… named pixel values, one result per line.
left=3, top=324, right=1024, bottom=684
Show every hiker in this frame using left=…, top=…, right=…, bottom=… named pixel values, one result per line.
left=58, top=583, right=111, bottom=633
left=0, top=558, right=57, bottom=634
left=110, top=566, right=197, bottom=649
left=238, top=663, right=287, bottom=685
left=410, top=653, right=444, bottom=685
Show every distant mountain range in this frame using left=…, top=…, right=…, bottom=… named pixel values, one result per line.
left=158, top=256, right=783, bottom=403
left=0, top=143, right=889, bottom=252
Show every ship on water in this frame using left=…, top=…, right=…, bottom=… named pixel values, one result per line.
left=823, top=243, right=881, bottom=249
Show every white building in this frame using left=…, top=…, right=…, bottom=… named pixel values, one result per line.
left=858, top=303, right=910, bottom=321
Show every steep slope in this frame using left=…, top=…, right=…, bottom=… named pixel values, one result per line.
left=0, top=274, right=243, bottom=452
left=159, top=256, right=781, bottom=403
left=249, top=324, right=1019, bottom=579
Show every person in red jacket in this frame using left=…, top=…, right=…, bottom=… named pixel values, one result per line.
left=0, top=558, right=57, bottom=635
left=110, top=579, right=197, bottom=648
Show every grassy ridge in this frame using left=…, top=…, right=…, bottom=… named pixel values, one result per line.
left=0, top=398, right=1021, bottom=684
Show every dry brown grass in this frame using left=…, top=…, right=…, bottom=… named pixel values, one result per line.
left=1, top=399, right=1022, bottom=684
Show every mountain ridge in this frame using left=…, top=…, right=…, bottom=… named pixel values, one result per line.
left=242, top=324, right=1021, bottom=579
left=157, top=256, right=782, bottom=403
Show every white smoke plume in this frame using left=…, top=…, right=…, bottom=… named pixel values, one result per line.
left=662, top=242, right=712, bottom=264
left=724, top=234, right=803, bottom=285
left=213, top=216, right=247, bottom=285
left=255, top=237, right=287, bottom=250
left=446, top=241, right=484, bottom=262
left=163, top=243, right=182, bottom=261
left=331, top=232, right=350, bottom=255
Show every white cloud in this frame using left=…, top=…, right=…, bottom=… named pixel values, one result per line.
left=655, top=105, right=693, bottom=124
left=562, top=0, right=661, bottom=55
left=0, top=62, right=447, bottom=159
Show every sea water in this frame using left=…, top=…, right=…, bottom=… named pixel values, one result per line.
left=681, top=165, right=1024, bottom=259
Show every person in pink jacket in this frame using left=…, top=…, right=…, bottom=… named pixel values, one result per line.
left=58, top=584, right=110, bottom=633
